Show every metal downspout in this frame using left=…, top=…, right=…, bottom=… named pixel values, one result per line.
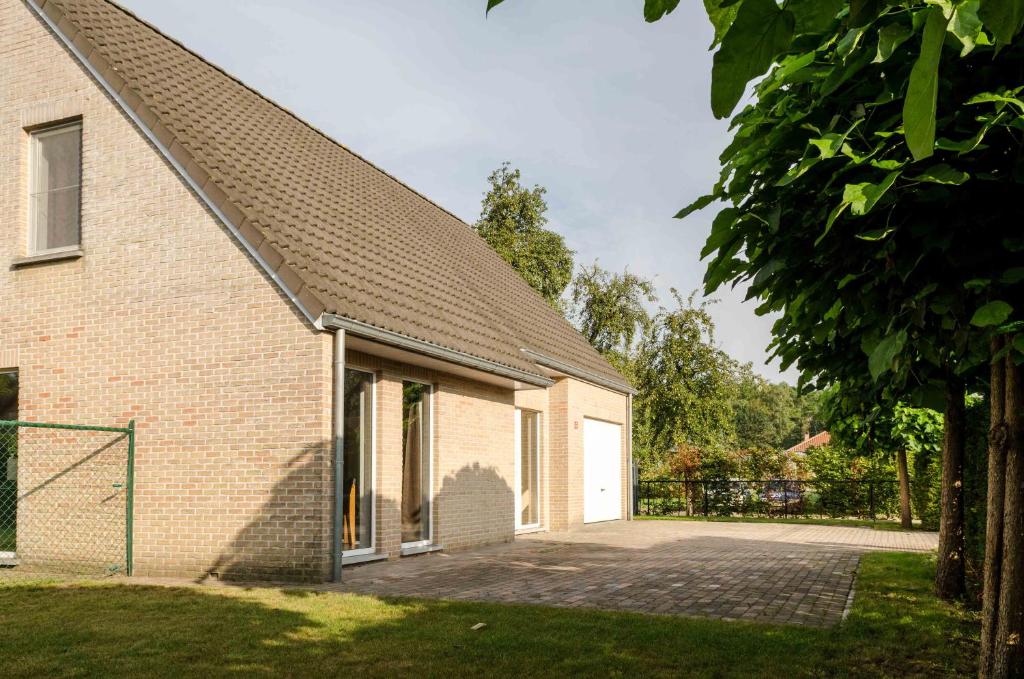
left=332, top=329, right=346, bottom=581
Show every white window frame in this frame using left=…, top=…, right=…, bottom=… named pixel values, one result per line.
left=27, top=121, right=83, bottom=256
left=343, top=367, right=376, bottom=558
left=514, top=408, right=542, bottom=531
left=400, top=379, right=434, bottom=549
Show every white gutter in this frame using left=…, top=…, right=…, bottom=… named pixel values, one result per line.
left=332, top=329, right=345, bottom=581
left=321, top=314, right=554, bottom=388
left=25, top=0, right=320, bottom=329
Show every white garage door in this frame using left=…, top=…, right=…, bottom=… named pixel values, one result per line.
left=583, top=418, right=622, bottom=523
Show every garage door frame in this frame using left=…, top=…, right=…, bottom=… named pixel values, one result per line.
left=583, top=417, right=622, bottom=524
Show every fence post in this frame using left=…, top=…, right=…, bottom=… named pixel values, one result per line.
left=703, top=484, right=709, bottom=516
left=126, top=419, right=135, bottom=577
left=869, top=481, right=875, bottom=520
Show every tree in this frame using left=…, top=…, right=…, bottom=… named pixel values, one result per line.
left=486, top=2, right=1022, bottom=672
left=632, top=291, right=736, bottom=472
left=475, top=162, right=574, bottom=310
left=663, top=0, right=1020, bottom=608
left=568, top=263, right=656, bottom=368
left=729, top=362, right=822, bottom=450
left=827, top=390, right=943, bottom=529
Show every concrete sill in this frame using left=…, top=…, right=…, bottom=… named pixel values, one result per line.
left=515, top=526, right=547, bottom=536
left=12, top=248, right=84, bottom=268
left=400, top=544, right=443, bottom=557
left=342, top=552, right=387, bottom=566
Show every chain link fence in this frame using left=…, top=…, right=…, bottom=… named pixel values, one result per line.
left=0, top=420, right=134, bottom=576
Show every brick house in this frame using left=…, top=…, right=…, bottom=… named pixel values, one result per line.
left=0, top=0, right=634, bottom=580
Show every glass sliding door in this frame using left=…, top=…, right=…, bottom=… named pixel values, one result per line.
left=515, top=409, right=541, bottom=529
left=401, top=381, right=432, bottom=546
left=342, top=369, right=374, bottom=554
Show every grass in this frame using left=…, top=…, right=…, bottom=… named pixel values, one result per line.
left=635, top=514, right=924, bottom=531
left=0, top=553, right=975, bottom=678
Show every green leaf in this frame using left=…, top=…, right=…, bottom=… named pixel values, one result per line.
left=903, top=7, right=948, bottom=161
left=909, top=163, right=970, bottom=184
left=485, top=0, right=506, bottom=14
left=1013, top=334, right=1024, bottom=355
left=676, top=194, right=716, bottom=219
left=966, top=91, right=1024, bottom=112
left=979, top=0, right=1024, bottom=46
left=788, top=0, right=844, bottom=34
left=950, top=0, right=984, bottom=55
left=869, top=330, right=907, bottom=380
left=645, top=0, right=681, bottom=23
left=701, top=207, right=740, bottom=258
left=856, top=227, right=895, bottom=241
left=704, top=0, right=742, bottom=47
left=970, top=300, right=1014, bottom=326
left=711, top=0, right=795, bottom=119
left=844, top=171, right=900, bottom=216
left=1001, top=267, right=1024, bottom=284
left=874, top=22, right=913, bottom=62
left=850, top=0, right=884, bottom=27
left=816, top=201, right=849, bottom=245
left=838, top=272, right=862, bottom=289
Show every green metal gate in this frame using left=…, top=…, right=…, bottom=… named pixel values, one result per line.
left=0, top=420, right=135, bottom=576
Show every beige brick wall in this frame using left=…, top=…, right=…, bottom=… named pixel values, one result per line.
left=347, top=351, right=517, bottom=557
left=0, top=0, right=632, bottom=581
left=0, top=1, right=331, bottom=581
left=548, top=378, right=630, bottom=530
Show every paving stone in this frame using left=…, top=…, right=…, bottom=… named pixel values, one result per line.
left=332, top=520, right=937, bottom=628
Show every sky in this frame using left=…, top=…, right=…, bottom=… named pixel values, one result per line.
left=118, top=0, right=796, bottom=384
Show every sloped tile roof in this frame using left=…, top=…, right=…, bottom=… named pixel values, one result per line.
left=785, top=431, right=831, bottom=454
left=32, top=0, right=630, bottom=391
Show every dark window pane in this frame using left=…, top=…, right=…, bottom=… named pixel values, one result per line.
left=401, top=381, right=431, bottom=544
left=342, top=369, right=373, bottom=551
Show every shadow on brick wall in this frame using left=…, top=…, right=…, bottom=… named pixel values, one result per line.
left=435, top=462, right=515, bottom=550
left=199, top=447, right=516, bottom=582
left=199, top=441, right=336, bottom=583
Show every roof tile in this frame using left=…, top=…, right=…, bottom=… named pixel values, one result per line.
left=39, top=0, right=630, bottom=390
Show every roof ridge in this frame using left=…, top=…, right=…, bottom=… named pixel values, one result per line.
left=99, top=0, right=480, bottom=233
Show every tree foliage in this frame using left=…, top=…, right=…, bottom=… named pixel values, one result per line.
left=730, top=362, right=823, bottom=450
left=475, top=163, right=575, bottom=310
left=569, top=263, right=656, bottom=362
left=632, top=291, right=736, bottom=470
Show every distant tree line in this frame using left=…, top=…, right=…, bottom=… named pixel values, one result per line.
left=475, top=163, right=824, bottom=480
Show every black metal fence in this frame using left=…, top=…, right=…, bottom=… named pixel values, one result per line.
left=637, top=478, right=900, bottom=520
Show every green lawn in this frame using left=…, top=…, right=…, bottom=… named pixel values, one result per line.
left=0, top=553, right=975, bottom=678
left=636, top=514, right=924, bottom=531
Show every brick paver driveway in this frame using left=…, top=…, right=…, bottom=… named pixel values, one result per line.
left=337, top=521, right=937, bottom=627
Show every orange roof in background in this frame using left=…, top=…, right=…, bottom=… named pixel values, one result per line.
left=785, top=431, right=831, bottom=454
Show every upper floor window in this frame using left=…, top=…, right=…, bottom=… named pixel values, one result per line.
left=29, top=122, right=82, bottom=254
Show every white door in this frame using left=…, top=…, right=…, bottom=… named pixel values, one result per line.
left=583, top=418, right=622, bottom=523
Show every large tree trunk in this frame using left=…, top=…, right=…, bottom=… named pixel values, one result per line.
left=936, top=373, right=967, bottom=601
left=897, top=448, right=913, bottom=529
left=993, top=352, right=1023, bottom=678
left=981, top=338, right=1008, bottom=678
